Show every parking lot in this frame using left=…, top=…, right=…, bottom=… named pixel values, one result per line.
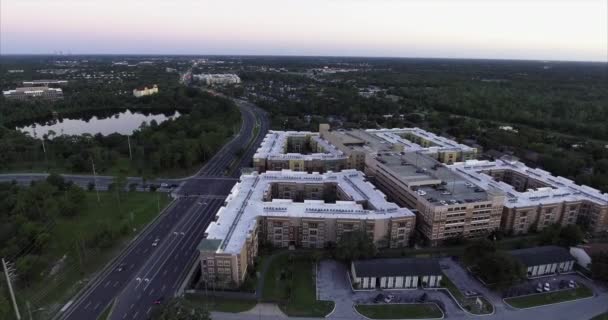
left=504, top=273, right=584, bottom=298
left=316, top=260, right=466, bottom=319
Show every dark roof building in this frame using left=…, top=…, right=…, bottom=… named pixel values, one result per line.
left=351, top=257, right=443, bottom=289
left=510, top=246, right=575, bottom=278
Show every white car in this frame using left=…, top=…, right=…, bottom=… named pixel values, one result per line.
left=543, top=283, right=550, bottom=292
left=384, top=294, right=395, bottom=303
left=568, top=280, right=576, bottom=288
left=160, top=183, right=169, bottom=188
left=152, top=238, right=160, bottom=247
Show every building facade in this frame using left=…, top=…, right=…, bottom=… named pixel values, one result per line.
left=351, top=257, right=443, bottom=289
left=2, top=87, right=64, bottom=101
left=194, top=74, right=241, bottom=85
left=133, top=84, right=159, bottom=98
left=510, top=246, right=575, bottom=278
left=449, top=159, right=608, bottom=234
left=198, top=170, right=416, bottom=288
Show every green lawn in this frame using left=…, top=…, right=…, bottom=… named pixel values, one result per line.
left=441, top=274, right=493, bottom=314
left=591, top=312, right=608, bottom=320
left=21, top=191, right=171, bottom=316
left=355, top=303, right=443, bottom=319
left=504, top=285, right=593, bottom=309
left=185, top=295, right=257, bottom=313
left=262, top=253, right=334, bottom=317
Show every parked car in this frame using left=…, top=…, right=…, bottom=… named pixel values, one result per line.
left=373, top=294, right=385, bottom=303
left=536, top=283, right=544, bottom=293
left=384, top=294, right=395, bottom=303
left=543, top=283, right=551, bottom=292
left=160, top=183, right=169, bottom=188
left=116, top=263, right=126, bottom=272
left=568, top=280, right=576, bottom=288
left=152, top=238, right=160, bottom=247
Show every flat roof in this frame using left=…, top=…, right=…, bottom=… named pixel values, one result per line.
left=367, top=127, right=477, bottom=153
left=199, top=169, right=415, bottom=255
left=353, top=257, right=442, bottom=277
left=376, top=152, right=492, bottom=204
left=510, top=246, right=574, bottom=267
left=254, top=131, right=347, bottom=161
left=449, top=159, right=608, bottom=207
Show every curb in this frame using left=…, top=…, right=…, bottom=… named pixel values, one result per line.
left=502, top=286, right=595, bottom=310
left=353, top=302, right=445, bottom=320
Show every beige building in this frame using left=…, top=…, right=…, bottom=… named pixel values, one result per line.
left=449, top=159, right=608, bottom=235
left=254, top=131, right=348, bottom=173
left=198, top=170, right=415, bottom=288
left=133, top=84, right=158, bottom=98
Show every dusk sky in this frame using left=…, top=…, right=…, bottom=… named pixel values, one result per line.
left=1, top=0, right=606, bottom=61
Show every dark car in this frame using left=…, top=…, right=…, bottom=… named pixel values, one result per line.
left=153, top=296, right=164, bottom=305
left=373, top=294, right=385, bottom=303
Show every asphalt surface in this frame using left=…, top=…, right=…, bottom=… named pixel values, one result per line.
left=51, top=98, right=270, bottom=320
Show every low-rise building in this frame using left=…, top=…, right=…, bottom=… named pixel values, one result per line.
left=351, top=257, right=443, bottom=289
left=2, top=87, right=63, bottom=101
left=194, top=73, right=241, bottom=85
left=253, top=131, right=348, bottom=173
left=198, top=170, right=416, bottom=288
left=22, top=80, right=68, bottom=86
left=510, top=246, right=575, bottom=278
left=133, top=84, right=158, bottom=98
left=449, top=158, right=608, bottom=234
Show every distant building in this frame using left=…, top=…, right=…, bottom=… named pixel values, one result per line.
left=193, top=74, right=241, bottom=86
left=510, top=246, right=575, bottom=278
left=22, top=80, right=68, bottom=86
left=7, top=69, right=24, bottom=73
left=2, top=87, right=63, bottom=101
left=351, top=257, right=443, bottom=289
left=133, top=85, right=158, bottom=98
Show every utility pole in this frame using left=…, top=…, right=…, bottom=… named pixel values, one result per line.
left=91, top=158, right=100, bottom=203
left=2, top=258, right=21, bottom=320
left=41, top=138, right=48, bottom=170
left=127, top=135, right=133, bottom=160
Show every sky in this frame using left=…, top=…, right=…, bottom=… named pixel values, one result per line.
left=1, top=0, right=607, bottom=61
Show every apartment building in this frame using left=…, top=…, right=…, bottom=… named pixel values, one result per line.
left=2, top=87, right=64, bottom=101
left=133, top=84, right=158, bottom=98
left=364, top=151, right=505, bottom=245
left=449, top=158, right=608, bottom=234
left=254, top=131, right=348, bottom=173
left=319, top=124, right=477, bottom=169
left=198, top=170, right=416, bottom=288
left=22, top=80, right=68, bottom=86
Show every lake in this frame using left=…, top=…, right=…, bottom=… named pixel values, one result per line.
left=17, top=109, right=181, bottom=139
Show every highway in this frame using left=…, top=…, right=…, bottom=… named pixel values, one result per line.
left=50, top=98, right=270, bottom=320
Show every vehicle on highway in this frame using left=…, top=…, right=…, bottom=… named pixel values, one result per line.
left=152, top=238, right=160, bottom=247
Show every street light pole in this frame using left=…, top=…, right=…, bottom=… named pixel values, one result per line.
left=91, top=158, right=100, bottom=203
left=127, top=135, right=133, bottom=160
left=2, top=258, right=21, bottom=320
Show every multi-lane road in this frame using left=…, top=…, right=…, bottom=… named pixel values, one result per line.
left=29, top=97, right=271, bottom=320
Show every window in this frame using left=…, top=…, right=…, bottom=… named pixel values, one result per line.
left=309, top=222, right=318, bottom=228
left=309, top=230, right=317, bottom=235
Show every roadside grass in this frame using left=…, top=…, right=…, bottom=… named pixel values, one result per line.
left=262, top=252, right=334, bottom=317
left=355, top=303, right=443, bottom=319
left=185, top=295, right=257, bottom=313
left=591, top=312, right=608, bottom=320
left=20, top=191, right=171, bottom=317
left=441, top=274, right=493, bottom=314
left=504, top=285, right=593, bottom=309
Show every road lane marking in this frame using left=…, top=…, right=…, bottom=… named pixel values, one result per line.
left=94, top=302, right=100, bottom=310
left=146, top=307, right=152, bottom=315
left=104, top=281, right=110, bottom=288
left=133, top=311, right=139, bottom=319
left=130, top=303, right=134, bottom=310
left=122, top=313, right=127, bottom=319
left=84, top=301, right=91, bottom=309
left=113, top=281, right=119, bottom=287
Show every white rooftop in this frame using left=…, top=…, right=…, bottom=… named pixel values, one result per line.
left=367, top=127, right=477, bottom=153
left=254, top=131, right=347, bottom=161
left=201, top=169, right=414, bottom=254
left=449, top=159, right=608, bottom=207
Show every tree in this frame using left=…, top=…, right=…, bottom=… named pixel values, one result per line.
left=463, top=239, right=496, bottom=266
left=558, top=225, right=583, bottom=247
left=154, top=298, right=210, bottom=320
left=334, top=230, right=376, bottom=262
left=0, top=292, right=10, bottom=320
left=46, top=173, right=66, bottom=191
left=476, top=252, right=525, bottom=289
left=87, top=181, right=95, bottom=191
left=590, top=252, right=608, bottom=282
